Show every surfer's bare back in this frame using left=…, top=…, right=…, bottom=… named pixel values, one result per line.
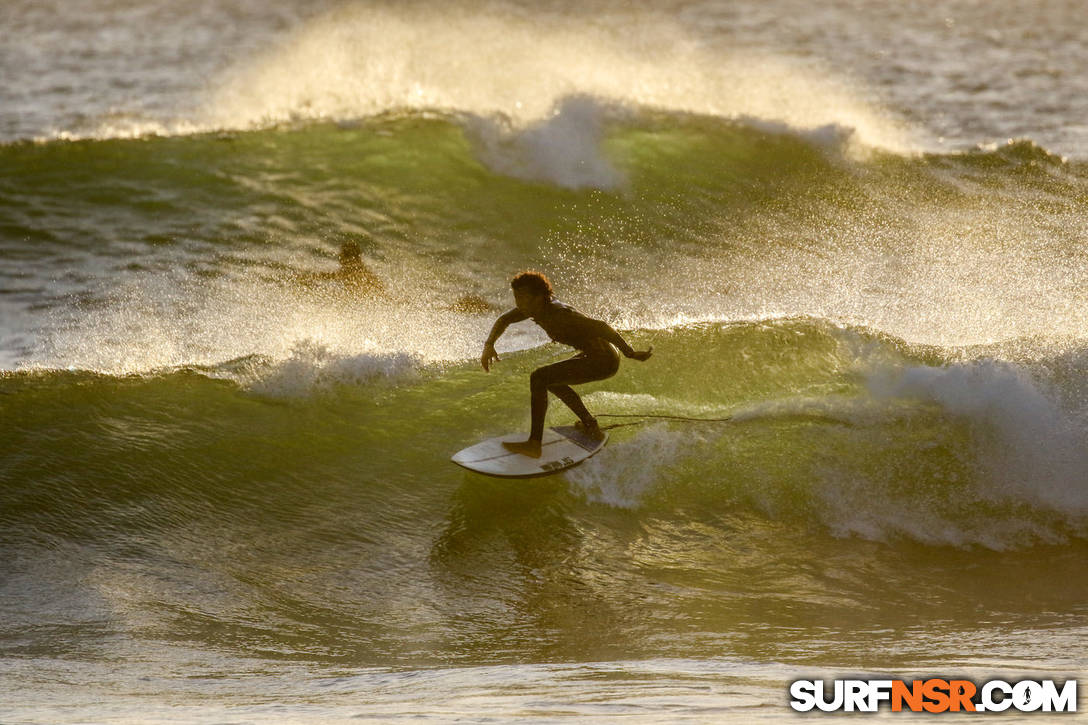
left=481, top=271, right=652, bottom=458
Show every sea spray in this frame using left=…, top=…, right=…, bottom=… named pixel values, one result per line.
left=566, top=424, right=693, bottom=508
left=204, top=5, right=910, bottom=151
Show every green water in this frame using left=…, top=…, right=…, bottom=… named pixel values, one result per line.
left=2, top=88, right=1087, bottom=724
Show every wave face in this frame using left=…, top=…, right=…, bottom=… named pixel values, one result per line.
left=3, top=320, right=1088, bottom=670
left=2, top=0, right=1087, bottom=711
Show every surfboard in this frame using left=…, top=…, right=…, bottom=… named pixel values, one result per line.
left=451, top=425, right=608, bottom=478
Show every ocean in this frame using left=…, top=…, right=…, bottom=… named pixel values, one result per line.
left=1, top=0, right=1086, bottom=721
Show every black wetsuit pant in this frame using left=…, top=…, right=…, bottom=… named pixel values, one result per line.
left=529, top=345, right=620, bottom=441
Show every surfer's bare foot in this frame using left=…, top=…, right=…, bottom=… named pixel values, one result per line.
left=503, top=439, right=542, bottom=458
left=575, top=419, right=602, bottom=438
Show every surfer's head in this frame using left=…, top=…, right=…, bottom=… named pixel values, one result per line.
left=511, top=271, right=552, bottom=315
left=511, top=271, right=552, bottom=298
left=338, top=240, right=363, bottom=268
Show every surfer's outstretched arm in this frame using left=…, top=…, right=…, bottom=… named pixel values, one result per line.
left=481, top=308, right=528, bottom=371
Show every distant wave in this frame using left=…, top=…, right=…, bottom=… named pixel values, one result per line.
left=15, top=4, right=910, bottom=155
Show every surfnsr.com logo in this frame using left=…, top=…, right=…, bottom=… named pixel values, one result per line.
left=789, top=679, right=1077, bottom=713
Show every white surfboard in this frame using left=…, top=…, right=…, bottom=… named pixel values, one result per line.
left=451, top=425, right=608, bottom=478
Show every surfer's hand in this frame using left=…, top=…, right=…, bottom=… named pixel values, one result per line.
left=627, top=346, right=653, bottom=362
left=481, top=343, right=499, bottom=372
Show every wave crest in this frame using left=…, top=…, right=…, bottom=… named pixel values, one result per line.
left=205, top=4, right=912, bottom=153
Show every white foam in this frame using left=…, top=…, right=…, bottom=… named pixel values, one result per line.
left=245, top=339, right=419, bottom=397
left=755, top=357, right=1088, bottom=549
left=464, top=95, right=624, bottom=190
left=869, top=359, right=1088, bottom=514
left=566, top=424, right=692, bottom=509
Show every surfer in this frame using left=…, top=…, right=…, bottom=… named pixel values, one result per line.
left=294, top=240, right=495, bottom=313
left=334, top=240, right=388, bottom=295
left=291, top=240, right=389, bottom=296
left=481, top=271, right=652, bottom=458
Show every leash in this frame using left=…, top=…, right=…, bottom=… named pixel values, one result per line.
left=595, top=412, right=734, bottom=431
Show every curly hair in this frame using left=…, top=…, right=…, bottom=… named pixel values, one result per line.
left=510, top=270, right=553, bottom=299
